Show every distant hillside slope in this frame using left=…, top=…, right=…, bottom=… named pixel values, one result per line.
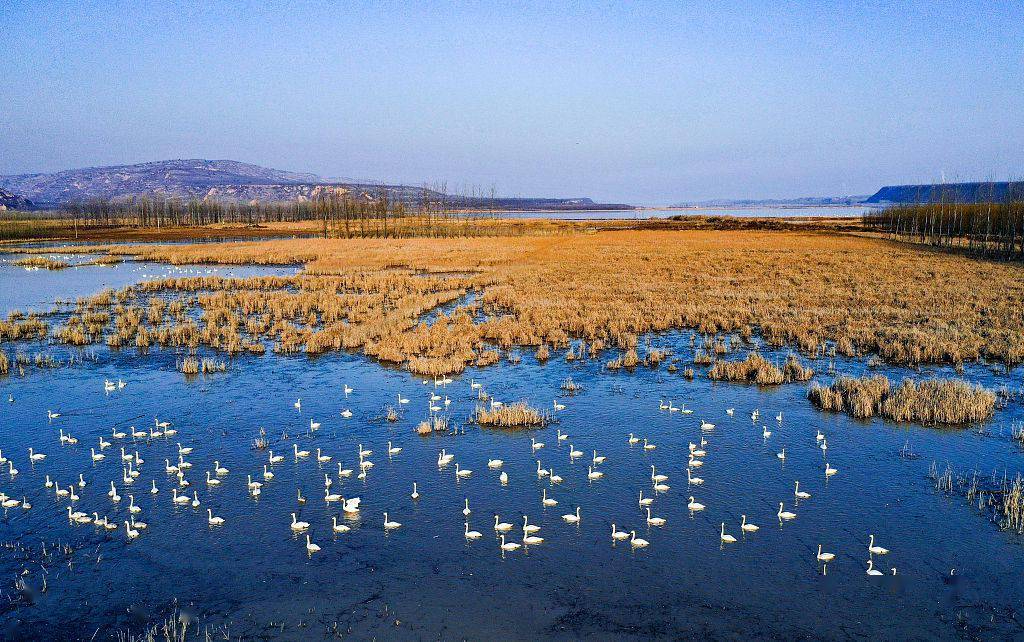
left=0, top=159, right=627, bottom=210
left=0, top=187, right=32, bottom=210
left=865, top=182, right=1024, bottom=204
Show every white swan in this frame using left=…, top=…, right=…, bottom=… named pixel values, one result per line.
left=777, top=448, right=786, bottom=461
left=387, top=441, right=402, bottom=455
left=531, top=437, right=544, bottom=451
left=777, top=502, right=796, bottom=521
left=455, top=464, right=472, bottom=478
left=316, top=448, right=332, bottom=463
left=294, top=444, right=310, bottom=459
left=817, top=544, right=835, bottom=562
left=650, top=466, right=668, bottom=483
left=332, top=516, right=351, bottom=533
left=562, top=507, right=581, bottom=523
left=592, top=450, right=606, bottom=464
left=305, top=534, right=320, bottom=553
left=536, top=461, right=549, bottom=478
left=720, top=522, right=736, bottom=543
left=522, top=515, right=540, bottom=534
left=487, top=458, right=503, bottom=469
left=463, top=498, right=472, bottom=516
left=824, top=462, right=838, bottom=477
left=868, top=535, right=889, bottom=555
left=627, top=433, right=640, bottom=445
left=569, top=445, right=583, bottom=459
left=494, top=515, right=513, bottom=532
left=208, top=509, right=225, bottom=525
left=866, top=559, right=883, bottom=575
left=629, top=531, right=649, bottom=548
left=639, top=490, right=653, bottom=507
left=290, top=512, right=310, bottom=530
left=795, top=481, right=810, bottom=499
left=643, top=438, right=656, bottom=451
left=687, top=468, right=704, bottom=486
left=611, top=523, right=630, bottom=540
left=741, top=514, right=759, bottom=532
left=542, top=489, right=558, bottom=506
left=383, top=512, right=402, bottom=530
left=588, top=466, right=603, bottom=480
left=464, top=523, right=482, bottom=540
left=687, top=496, right=705, bottom=512
left=500, top=535, right=521, bottom=551
left=646, top=507, right=666, bottom=526
left=411, top=482, right=420, bottom=500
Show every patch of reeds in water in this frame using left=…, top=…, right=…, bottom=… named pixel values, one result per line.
left=809, top=375, right=995, bottom=425
left=560, top=376, right=582, bottom=393
left=416, top=416, right=448, bottom=435
left=13, top=256, right=70, bottom=270
left=474, top=402, right=549, bottom=428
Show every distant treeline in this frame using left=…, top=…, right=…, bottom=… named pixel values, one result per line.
left=865, top=194, right=1024, bottom=259
left=49, top=189, right=509, bottom=238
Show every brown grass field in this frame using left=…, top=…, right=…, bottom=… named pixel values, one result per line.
left=4, top=227, right=1024, bottom=383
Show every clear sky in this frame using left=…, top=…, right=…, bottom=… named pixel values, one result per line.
left=2, top=1, right=1022, bottom=204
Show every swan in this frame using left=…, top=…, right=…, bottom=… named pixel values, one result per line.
left=305, top=534, right=320, bottom=553
left=455, top=464, right=472, bottom=478
left=777, top=449, right=786, bottom=461
left=688, top=443, right=706, bottom=458
left=387, top=441, right=402, bottom=455
left=687, top=456, right=703, bottom=468
left=6, top=462, right=15, bottom=477
left=866, top=560, right=883, bottom=576
left=592, top=450, right=606, bottom=465
left=325, top=488, right=342, bottom=503
left=208, top=509, right=225, bottom=525
left=68, top=485, right=80, bottom=501
left=177, top=443, right=193, bottom=455
left=470, top=379, right=482, bottom=390
left=438, top=449, right=454, bottom=466
left=542, top=489, right=558, bottom=507
left=487, top=458, right=503, bottom=469
left=294, top=398, right=301, bottom=410
left=411, top=482, right=420, bottom=500
left=762, top=426, right=772, bottom=439
left=356, top=444, right=372, bottom=458
left=463, top=498, right=472, bottom=516
left=741, top=515, right=759, bottom=532
left=777, top=502, right=796, bottom=521
left=824, top=462, right=838, bottom=477
left=290, top=513, right=310, bottom=530
left=588, top=466, right=604, bottom=480
left=310, top=419, right=321, bottom=431
left=151, top=480, right=159, bottom=494
left=650, top=466, right=668, bottom=483
left=687, top=469, right=704, bottom=486
left=720, top=522, right=737, bottom=543
left=172, top=488, right=190, bottom=505
left=523, top=532, right=544, bottom=545
left=125, top=521, right=140, bottom=539
left=687, top=496, right=705, bottom=512
left=553, top=400, right=566, bottom=411
left=820, top=439, right=828, bottom=452
left=500, top=471, right=509, bottom=485
left=816, top=430, right=825, bottom=442
left=155, top=418, right=170, bottom=429
left=112, top=427, right=126, bottom=439
left=344, top=384, right=353, bottom=396
left=464, top=523, right=483, bottom=540
left=627, top=433, right=640, bottom=445
left=131, top=426, right=146, bottom=439
left=646, top=507, right=665, bottom=526
left=611, top=523, right=630, bottom=540
left=868, top=535, right=889, bottom=555
left=297, top=488, right=306, bottom=504
left=629, top=531, right=649, bottom=548
left=549, top=468, right=563, bottom=484
left=494, top=515, right=513, bottom=532
left=28, top=448, right=46, bottom=462
left=332, top=516, right=351, bottom=533
left=643, top=438, right=656, bottom=451
left=668, top=402, right=679, bottom=412
left=269, top=450, right=284, bottom=464
left=47, top=410, right=60, bottom=420
left=536, top=461, right=550, bottom=478
left=383, top=512, right=402, bottom=530
left=340, top=409, right=353, bottom=418
left=338, top=463, right=353, bottom=477
left=212, top=460, right=228, bottom=475
left=107, top=481, right=120, bottom=501
left=398, top=393, right=409, bottom=404
left=1, top=496, right=20, bottom=509
left=128, top=495, right=141, bottom=514
left=342, top=497, right=361, bottom=513
left=294, top=444, right=310, bottom=459
left=562, top=507, right=581, bottom=524
left=726, top=408, right=735, bottom=416
left=313, top=448, right=330, bottom=464
left=659, top=400, right=669, bottom=410
left=522, top=515, right=540, bottom=534
left=776, top=412, right=783, bottom=423
left=500, top=535, right=521, bottom=551
left=99, top=436, right=111, bottom=450
left=67, top=506, right=90, bottom=523
left=246, top=475, right=262, bottom=490
left=700, top=420, right=715, bottom=431
left=817, top=544, right=835, bottom=562
left=91, top=448, right=105, bottom=462
left=531, top=437, right=544, bottom=452
left=177, top=455, right=192, bottom=469
left=45, top=474, right=53, bottom=488
left=165, top=459, right=178, bottom=473
left=569, top=445, right=583, bottom=459
left=557, top=430, right=569, bottom=442
left=639, top=490, right=653, bottom=507
left=191, top=491, right=200, bottom=507
left=795, top=481, right=811, bottom=499
left=206, top=471, right=221, bottom=486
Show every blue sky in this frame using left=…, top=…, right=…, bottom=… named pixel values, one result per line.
left=2, top=1, right=1022, bottom=203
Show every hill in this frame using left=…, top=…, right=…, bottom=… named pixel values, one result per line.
left=0, top=159, right=628, bottom=210
left=865, top=182, right=1024, bottom=204
left=0, top=187, right=32, bottom=210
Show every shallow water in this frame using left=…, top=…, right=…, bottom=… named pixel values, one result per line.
left=505, top=205, right=876, bottom=220
left=0, top=262, right=1022, bottom=640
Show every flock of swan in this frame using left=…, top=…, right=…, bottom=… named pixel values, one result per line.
left=0, top=376, right=897, bottom=579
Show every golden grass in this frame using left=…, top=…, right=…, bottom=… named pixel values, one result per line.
left=474, top=402, right=549, bottom=428
left=13, top=256, right=70, bottom=270
left=808, top=375, right=995, bottom=424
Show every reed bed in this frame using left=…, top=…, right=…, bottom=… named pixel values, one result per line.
left=13, top=256, right=70, bottom=270
left=474, top=402, right=549, bottom=428
left=808, top=375, right=995, bottom=425
left=416, top=416, right=449, bottom=435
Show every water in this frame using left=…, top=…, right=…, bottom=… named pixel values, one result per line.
left=502, top=206, right=877, bottom=220
left=0, top=263, right=1022, bottom=640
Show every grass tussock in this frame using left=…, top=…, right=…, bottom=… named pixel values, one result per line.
left=560, top=376, right=582, bottom=393
left=13, top=256, right=70, bottom=270
left=808, top=375, right=995, bottom=425
left=416, top=415, right=448, bottom=435
left=474, top=402, right=549, bottom=428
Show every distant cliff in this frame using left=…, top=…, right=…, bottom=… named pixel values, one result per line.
left=0, top=159, right=629, bottom=210
left=865, top=182, right=1024, bottom=204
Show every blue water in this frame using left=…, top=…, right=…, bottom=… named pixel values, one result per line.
left=502, top=206, right=876, bottom=220
left=0, top=260, right=1022, bottom=640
